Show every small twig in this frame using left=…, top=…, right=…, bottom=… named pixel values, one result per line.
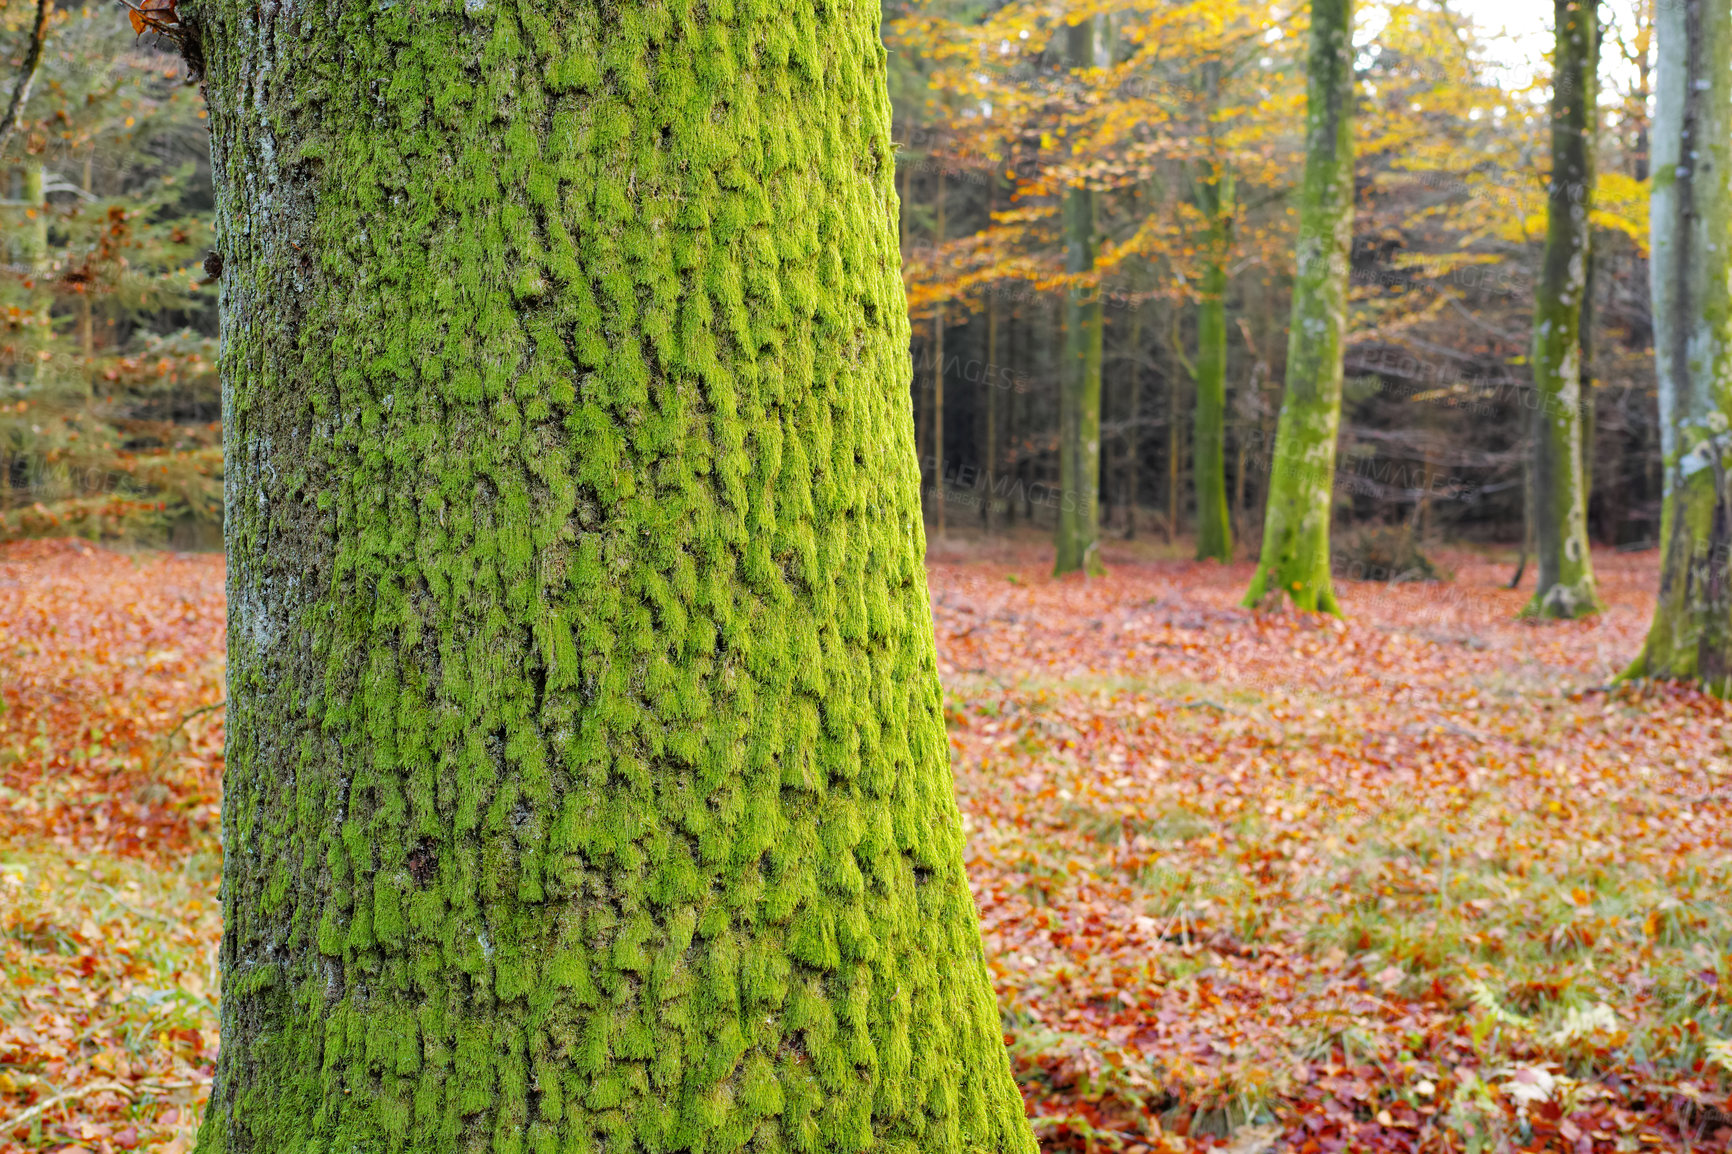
left=146, top=699, right=225, bottom=777
left=3, top=1079, right=198, bottom=1132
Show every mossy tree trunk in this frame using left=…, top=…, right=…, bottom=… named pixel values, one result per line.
left=1523, top=0, right=1604, bottom=619
left=194, top=2, right=1039, bottom=1152
left=1054, top=15, right=1105, bottom=576
left=1628, top=0, right=1732, bottom=691
left=1193, top=166, right=1234, bottom=563
left=1242, top=0, right=1355, bottom=614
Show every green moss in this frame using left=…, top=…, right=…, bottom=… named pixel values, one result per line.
left=194, top=1, right=1035, bottom=1152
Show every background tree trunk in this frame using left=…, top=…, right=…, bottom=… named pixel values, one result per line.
left=1120, top=304, right=1144, bottom=539
left=1243, top=0, right=1356, bottom=613
left=197, top=3, right=1038, bottom=1151
left=1630, top=0, right=1732, bottom=691
left=983, top=275, right=999, bottom=533
left=1055, top=15, right=1105, bottom=576
left=933, top=166, right=947, bottom=537
left=1580, top=238, right=1597, bottom=525
left=1525, top=0, right=1604, bottom=618
left=1194, top=167, right=1234, bottom=562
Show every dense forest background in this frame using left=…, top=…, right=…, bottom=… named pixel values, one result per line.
left=884, top=0, right=1656, bottom=563
left=0, top=3, right=214, bottom=547
left=0, top=0, right=1657, bottom=562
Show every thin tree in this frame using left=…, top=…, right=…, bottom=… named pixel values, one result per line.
left=983, top=176, right=1002, bottom=533
left=1243, top=0, right=1356, bottom=612
left=1523, top=0, right=1603, bottom=618
left=1627, top=0, right=1732, bottom=690
left=191, top=2, right=1039, bottom=1151
left=1055, top=14, right=1106, bottom=576
left=1193, top=149, right=1235, bottom=563
left=932, top=165, right=948, bottom=536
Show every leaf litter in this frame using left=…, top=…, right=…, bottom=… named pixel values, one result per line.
left=1, top=539, right=1727, bottom=1152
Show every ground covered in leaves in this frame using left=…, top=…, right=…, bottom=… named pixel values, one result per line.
left=2, top=538, right=1728, bottom=1153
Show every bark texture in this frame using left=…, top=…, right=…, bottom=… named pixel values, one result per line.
left=195, top=1, right=1037, bottom=1151
left=1629, top=0, right=1732, bottom=690
left=1054, top=15, right=1104, bottom=577
left=1193, top=169, right=1233, bottom=563
left=1243, top=0, right=1354, bottom=613
left=1523, top=0, right=1603, bottom=619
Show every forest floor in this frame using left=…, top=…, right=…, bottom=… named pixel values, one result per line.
left=1, top=537, right=1729, bottom=1153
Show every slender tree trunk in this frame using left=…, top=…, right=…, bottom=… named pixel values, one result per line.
left=1243, top=0, right=1355, bottom=613
left=1633, top=0, right=1653, bottom=184
left=1234, top=435, right=1248, bottom=537
left=933, top=166, right=947, bottom=537
left=196, top=4, right=1039, bottom=1152
left=1194, top=168, right=1234, bottom=562
left=1166, top=332, right=1181, bottom=546
left=77, top=154, right=95, bottom=368
left=1122, top=305, right=1144, bottom=539
left=899, top=149, right=912, bottom=255
left=1580, top=238, right=1597, bottom=526
left=1524, top=0, right=1603, bottom=618
left=983, top=197, right=1000, bottom=533
left=911, top=170, right=929, bottom=502
left=1054, top=16, right=1104, bottom=576
left=1012, top=305, right=1027, bottom=524
left=1235, top=316, right=1266, bottom=541
left=1628, top=0, right=1732, bottom=691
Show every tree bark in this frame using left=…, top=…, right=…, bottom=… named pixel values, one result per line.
left=1054, top=15, right=1104, bottom=576
left=1629, top=0, right=1732, bottom=692
left=1524, top=0, right=1604, bottom=618
left=1243, top=0, right=1355, bottom=613
left=196, top=3, right=1039, bottom=1152
left=1193, top=168, right=1234, bottom=563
